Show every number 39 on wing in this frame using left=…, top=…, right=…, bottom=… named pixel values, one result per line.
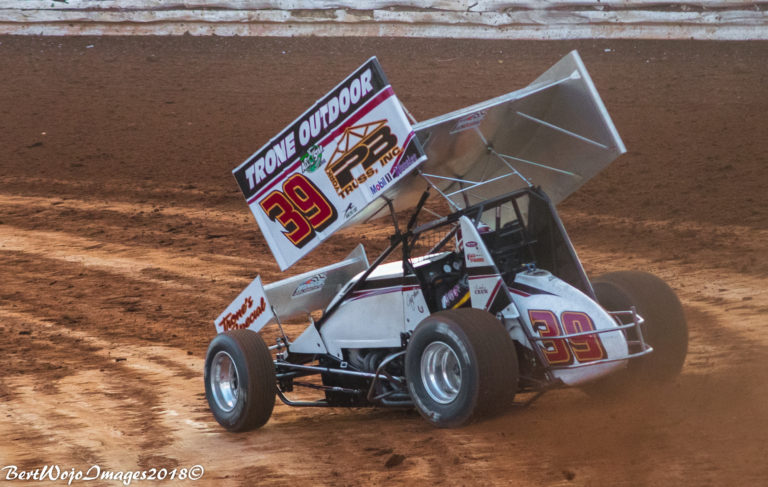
left=259, top=173, right=338, bottom=248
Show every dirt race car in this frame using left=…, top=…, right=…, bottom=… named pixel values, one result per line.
left=204, top=52, right=688, bottom=431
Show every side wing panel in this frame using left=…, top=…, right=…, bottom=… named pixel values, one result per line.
left=214, top=276, right=275, bottom=334
left=264, top=244, right=369, bottom=323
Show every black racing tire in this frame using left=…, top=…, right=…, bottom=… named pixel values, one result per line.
left=588, top=271, right=688, bottom=391
left=405, top=308, right=519, bottom=428
left=204, top=330, right=276, bottom=432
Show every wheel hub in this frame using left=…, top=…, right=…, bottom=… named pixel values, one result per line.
left=211, top=351, right=239, bottom=413
left=420, top=341, right=462, bottom=404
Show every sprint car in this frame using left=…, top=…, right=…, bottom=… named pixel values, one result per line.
left=204, top=52, right=688, bottom=431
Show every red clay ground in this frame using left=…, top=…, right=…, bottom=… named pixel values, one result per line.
left=1, top=36, right=767, bottom=486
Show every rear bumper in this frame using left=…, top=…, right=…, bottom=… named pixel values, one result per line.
left=530, top=306, right=653, bottom=371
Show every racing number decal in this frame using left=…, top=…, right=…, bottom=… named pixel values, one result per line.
left=529, top=310, right=572, bottom=365
left=529, top=310, right=607, bottom=366
left=283, top=173, right=336, bottom=232
left=260, top=174, right=338, bottom=248
left=561, top=311, right=607, bottom=362
left=260, top=191, right=312, bottom=247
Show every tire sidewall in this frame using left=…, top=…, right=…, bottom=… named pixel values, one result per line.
left=406, top=317, right=480, bottom=427
left=592, top=272, right=688, bottom=383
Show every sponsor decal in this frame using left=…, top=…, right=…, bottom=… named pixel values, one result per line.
left=325, top=120, right=401, bottom=199
left=219, top=296, right=268, bottom=332
left=390, top=152, right=420, bottom=178
left=467, top=252, right=485, bottom=264
left=405, top=289, right=426, bottom=315
left=465, top=241, right=478, bottom=248
left=473, top=285, right=489, bottom=295
left=369, top=172, right=393, bottom=196
left=449, top=110, right=486, bottom=134
left=300, top=144, right=325, bottom=173
left=259, top=173, right=338, bottom=248
left=215, top=276, right=274, bottom=333
left=344, top=202, right=358, bottom=219
left=528, top=310, right=607, bottom=365
left=291, top=273, right=327, bottom=297
left=234, top=64, right=380, bottom=198
left=441, top=277, right=470, bottom=310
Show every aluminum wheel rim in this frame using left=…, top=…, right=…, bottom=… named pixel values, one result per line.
left=420, top=341, right=462, bottom=404
left=211, top=351, right=239, bottom=413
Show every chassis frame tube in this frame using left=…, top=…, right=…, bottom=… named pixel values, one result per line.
left=275, top=361, right=405, bottom=385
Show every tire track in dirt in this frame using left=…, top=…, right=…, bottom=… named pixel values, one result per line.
left=0, top=252, right=227, bottom=360
left=0, top=307, right=298, bottom=483
left=0, top=192, right=384, bottom=282
left=0, top=224, right=250, bottom=287
left=0, top=193, right=247, bottom=227
left=0, top=308, right=177, bottom=474
left=562, top=209, right=768, bottom=277
left=0, top=191, right=276, bottom=275
left=0, top=176, right=230, bottom=208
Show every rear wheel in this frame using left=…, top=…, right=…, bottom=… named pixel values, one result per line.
left=587, top=271, right=688, bottom=392
left=204, top=330, right=276, bottom=431
left=405, top=308, right=518, bottom=427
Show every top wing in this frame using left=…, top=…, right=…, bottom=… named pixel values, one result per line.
left=232, top=57, right=426, bottom=270
left=348, top=50, right=626, bottom=223
left=232, top=51, right=623, bottom=271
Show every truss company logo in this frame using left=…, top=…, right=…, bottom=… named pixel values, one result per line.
left=325, top=119, right=401, bottom=199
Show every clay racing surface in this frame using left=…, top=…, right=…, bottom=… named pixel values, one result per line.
left=1, top=36, right=767, bottom=485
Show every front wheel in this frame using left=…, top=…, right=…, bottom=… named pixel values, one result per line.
left=405, top=308, right=519, bottom=428
left=204, top=330, right=276, bottom=431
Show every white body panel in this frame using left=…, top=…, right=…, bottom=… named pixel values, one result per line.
left=511, top=269, right=628, bottom=386
left=290, top=321, right=328, bottom=354
left=460, top=216, right=510, bottom=313
left=320, top=286, right=406, bottom=358
left=319, top=258, right=436, bottom=358
left=403, top=286, right=430, bottom=332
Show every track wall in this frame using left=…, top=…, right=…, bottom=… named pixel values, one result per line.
left=1, top=1, right=766, bottom=39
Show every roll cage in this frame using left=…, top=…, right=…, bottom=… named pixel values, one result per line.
left=316, top=185, right=594, bottom=331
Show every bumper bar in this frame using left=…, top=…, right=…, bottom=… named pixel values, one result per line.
left=529, top=307, right=653, bottom=371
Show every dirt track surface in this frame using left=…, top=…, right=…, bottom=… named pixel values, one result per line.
left=1, top=36, right=767, bottom=486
